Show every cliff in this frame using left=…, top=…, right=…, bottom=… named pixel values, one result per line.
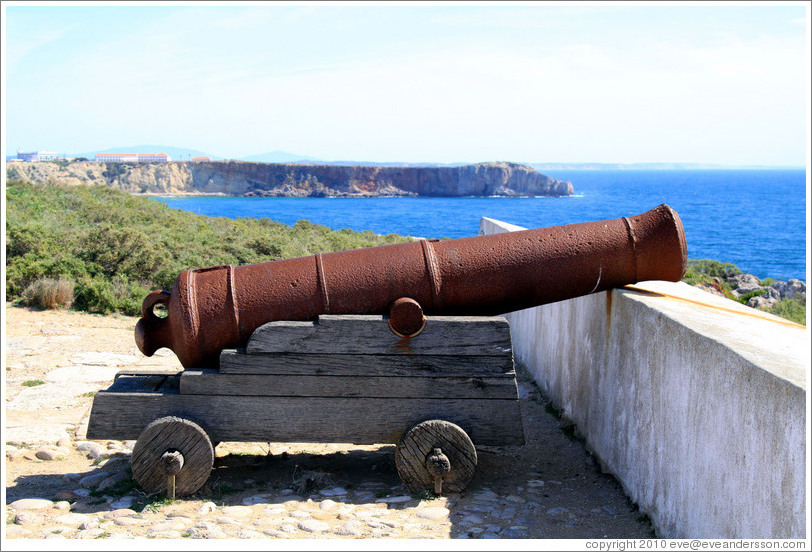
left=6, top=161, right=573, bottom=197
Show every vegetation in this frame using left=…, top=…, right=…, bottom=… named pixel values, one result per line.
left=6, top=179, right=412, bottom=316
left=682, top=259, right=806, bottom=325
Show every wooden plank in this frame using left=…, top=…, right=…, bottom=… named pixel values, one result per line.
left=179, top=369, right=518, bottom=399
left=219, top=350, right=514, bottom=377
left=105, top=374, right=180, bottom=393
left=86, top=392, right=524, bottom=446
left=246, top=315, right=513, bottom=356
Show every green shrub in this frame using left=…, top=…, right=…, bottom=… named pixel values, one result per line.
left=768, top=297, right=806, bottom=326
left=682, top=259, right=742, bottom=285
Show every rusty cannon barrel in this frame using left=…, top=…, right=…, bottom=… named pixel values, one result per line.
left=136, top=204, right=687, bottom=368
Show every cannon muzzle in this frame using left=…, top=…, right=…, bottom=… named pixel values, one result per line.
left=136, top=204, right=687, bottom=368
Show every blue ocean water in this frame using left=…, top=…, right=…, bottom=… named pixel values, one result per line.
left=151, top=170, right=807, bottom=282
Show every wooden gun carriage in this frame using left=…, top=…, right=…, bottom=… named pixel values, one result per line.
left=88, top=314, right=524, bottom=497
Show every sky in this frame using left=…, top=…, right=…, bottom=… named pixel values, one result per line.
left=2, top=1, right=809, bottom=165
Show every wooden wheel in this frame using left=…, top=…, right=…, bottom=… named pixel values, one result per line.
left=395, top=419, right=477, bottom=494
left=131, top=416, right=214, bottom=497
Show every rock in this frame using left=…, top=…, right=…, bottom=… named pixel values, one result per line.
left=527, top=479, right=546, bottom=488
left=57, top=436, right=72, bottom=448
left=78, top=471, right=108, bottom=488
left=75, top=528, right=107, bottom=539
left=109, top=496, right=136, bottom=509
left=237, top=529, right=266, bottom=539
left=289, top=510, right=312, bottom=519
left=9, top=498, right=53, bottom=510
left=6, top=448, right=24, bottom=462
left=75, top=441, right=108, bottom=459
left=198, top=501, right=217, bottom=514
left=505, top=494, right=527, bottom=504
left=149, top=519, right=188, bottom=533
left=262, top=529, right=288, bottom=538
left=416, top=506, right=450, bottom=520
left=748, top=295, right=778, bottom=309
left=151, top=530, right=183, bottom=539
left=221, top=505, right=253, bottom=518
left=311, top=511, right=334, bottom=521
left=5, top=525, right=31, bottom=538
left=319, top=486, right=348, bottom=496
left=242, top=493, right=275, bottom=506
left=54, top=491, right=79, bottom=504
left=72, top=488, right=91, bottom=497
left=189, top=525, right=228, bottom=539
left=103, top=508, right=138, bottom=519
left=460, top=514, right=485, bottom=525
left=298, top=519, right=329, bottom=533
left=36, top=448, right=62, bottom=461
left=114, top=516, right=146, bottom=526
left=375, top=494, right=412, bottom=504
left=319, top=499, right=338, bottom=511
left=79, top=518, right=100, bottom=530
left=771, top=279, right=806, bottom=300
left=547, top=506, right=570, bottom=516
left=54, top=513, right=91, bottom=526
left=14, top=512, right=44, bottom=526
left=727, top=273, right=762, bottom=294
left=97, top=471, right=129, bottom=491
left=279, top=523, right=297, bottom=533
left=334, top=519, right=363, bottom=536
left=52, top=501, right=71, bottom=510
left=501, top=525, right=530, bottom=538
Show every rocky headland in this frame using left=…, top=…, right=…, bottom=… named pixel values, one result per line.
left=6, top=160, right=574, bottom=198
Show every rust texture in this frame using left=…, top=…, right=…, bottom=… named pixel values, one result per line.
left=135, top=204, right=687, bottom=369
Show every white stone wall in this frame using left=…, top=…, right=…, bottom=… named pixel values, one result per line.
left=480, top=217, right=808, bottom=539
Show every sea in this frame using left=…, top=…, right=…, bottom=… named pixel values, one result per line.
left=151, top=169, right=808, bottom=282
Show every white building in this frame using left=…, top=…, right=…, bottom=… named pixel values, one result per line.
left=95, top=153, right=171, bottom=163
left=17, top=150, right=59, bottom=162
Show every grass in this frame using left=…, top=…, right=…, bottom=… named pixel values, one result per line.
left=22, top=380, right=45, bottom=387
left=22, top=277, right=74, bottom=309
left=141, top=497, right=176, bottom=514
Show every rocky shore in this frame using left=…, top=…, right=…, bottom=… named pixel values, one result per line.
left=694, top=273, right=805, bottom=311
left=6, top=160, right=574, bottom=198
left=4, top=303, right=652, bottom=540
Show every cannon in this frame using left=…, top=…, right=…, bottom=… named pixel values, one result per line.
left=88, top=204, right=686, bottom=498
left=136, top=203, right=686, bottom=369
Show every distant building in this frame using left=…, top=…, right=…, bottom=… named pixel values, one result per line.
left=95, top=153, right=171, bottom=163
left=192, top=156, right=211, bottom=162
left=17, top=150, right=59, bottom=162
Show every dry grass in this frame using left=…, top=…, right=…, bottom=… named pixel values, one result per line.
left=22, top=278, right=74, bottom=309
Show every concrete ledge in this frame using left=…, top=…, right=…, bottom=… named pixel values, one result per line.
left=480, top=216, right=808, bottom=538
